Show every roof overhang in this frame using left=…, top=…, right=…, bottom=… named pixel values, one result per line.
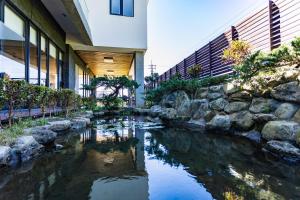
left=41, top=0, right=92, bottom=46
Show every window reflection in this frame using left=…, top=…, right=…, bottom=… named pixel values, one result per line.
left=40, top=35, right=47, bottom=86
left=78, top=67, right=84, bottom=96
left=0, top=5, right=25, bottom=80
left=123, top=0, right=134, bottom=17
left=111, top=0, right=121, bottom=15
left=59, top=51, right=64, bottom=88
left=49, top=43, right=57, bottom=89
left=29, top=26, right=38, bottom=84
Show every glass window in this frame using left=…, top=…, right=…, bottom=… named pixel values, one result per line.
left=59, top=51, right=64, bottom=88
left=49, top=43, right=57, bottom=89
left=78, top=67, right=84, bottom=97
left=123, top=0, right=134, bottom=17
left=29, top=26, right=38, bottom=84
left=0, top=5, right=26, bottom=80
left=110, top=0, right=134, bottom=17
left=111, top=0, right=121, bottom=15
left=40, top=35, right=47, bottom=86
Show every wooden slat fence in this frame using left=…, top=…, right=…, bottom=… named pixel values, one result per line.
left=150, top=0, right=300, bottom=89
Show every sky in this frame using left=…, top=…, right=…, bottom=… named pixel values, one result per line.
left=144, top=0, right=268, bottom=76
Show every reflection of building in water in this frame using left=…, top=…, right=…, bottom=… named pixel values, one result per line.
left=79, top=126, right=148, bottom=200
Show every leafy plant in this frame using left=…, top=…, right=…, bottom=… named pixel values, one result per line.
left=0, top=79, right=6, bottom=127
left=82, top=97, right=97, bottom=110
left=222, top=40, right=251, bottom=65
left=24, top=84, right=42, bottom=117
left=47, top=89, right=59, bottom=117
left=187, top=64, right=202, bottom=79
left=59, top=89, right=75, bottom=117
left=36, top=86, right=50, bottom=119
left=4, top=79, right=27, bottom=127
left=145, top=73, right=159, bottom=89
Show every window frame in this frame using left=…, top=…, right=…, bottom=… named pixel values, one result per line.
left=0, top=0, right=65, bottom=89
left=110, top=0, right=134, bottom=17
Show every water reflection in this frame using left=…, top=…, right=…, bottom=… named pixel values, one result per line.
left=0, top=117, right=299, bottom=200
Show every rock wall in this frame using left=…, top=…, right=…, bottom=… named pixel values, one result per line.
left=147, top=66, right=300, bottom=162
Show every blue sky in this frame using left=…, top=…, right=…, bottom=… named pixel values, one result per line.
left=144, top=0, right=267, bottom=76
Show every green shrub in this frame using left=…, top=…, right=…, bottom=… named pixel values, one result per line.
left=4, top=79, right=27, bottom=127
left=187, top=64, right=202, bottom=79
left=59, top=89, right=75, bottom=117
left=222, top=40, right=251, bottom=65
left=47, top=89, right=59, bottom=117
left=82, top=97, right=97, bottom=110
left=24, top=84, right=43, bottom=117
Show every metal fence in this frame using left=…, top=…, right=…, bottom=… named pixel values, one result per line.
left=150, top=0, right=300, bottom=89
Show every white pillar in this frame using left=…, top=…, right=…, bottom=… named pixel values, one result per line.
left=134, top=52, right=145, bottom=107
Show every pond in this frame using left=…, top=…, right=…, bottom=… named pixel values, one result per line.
left=0, top=117, right=299, bottom=200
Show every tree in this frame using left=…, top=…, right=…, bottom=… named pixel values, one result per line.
left=0, top=79, right=6, bottom=127
left=47, top=89, right=59, bottom=117
left=222, top=40, right=251, bottom=65
left=145, top=73, right=159, bottom=89
left=4, top=79, right=27, bottom=127
left=37, top=86, right=50, bottom=119
left=24, top=84, right=41, bottom=117
left=187, top=64, right=202, bottom=79
left=84, top=76, right=139, bottom=110
left=59, top=89, right=75, bottom=117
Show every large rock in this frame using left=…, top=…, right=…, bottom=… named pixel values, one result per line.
left=271, top=81, right=300, bottom=103
left=262, top=121, right=300, bottom=141
left=71, top=118, right=90, bottom=130
left=229, top=91, right=252, bottom=101
left=236, top=130, right=262, bottom=144
left=274, top=103, right=299, bottom=119
left=207, top=115, right=231, bottom=131
left=190, top=99, right=209, bottom=119
left=159, top=108, right=177, bottom=120
left=150, top=105, right=163, bottom=117
left=209, top=98, right=229, bottom=111
left=0, top=146, right=12, bottom=166
left=194, top=87, right=208, bottom=99
left=48, top=120, right=71, bottom=132
left=293, top=109, right=300, bottom=123
left=253, top=114, right=278, bottom=123
left=207, top=92, right=224, bottom=100
left=209, top=85, right=224, bottom=93
left=177, top=100, right=191, bottom=117
left=12, top=136, right=43, bottom=162
left=265, top=140, right=300, bottom=160
left=224, top=82, right=241, bottom=95
left=161, top=91, right=189, bottom=109
left=231, top=111, right=254, bottom=131
left=224, top=102, right=249, bottom=114
left=31, top=129, right=57, bottom=145
left=249, top=98, right=279, bottom=114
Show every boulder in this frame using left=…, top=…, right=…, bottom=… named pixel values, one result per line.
left=48, top=120, right=71, bottom=132
left=209, top=98, right=229, bottom=111
left=249, top=98, right=279, bottom=114
left=231, top=111, right=254, bottom=131
left=224, top=82, right=240, bottom=95
left=209, top=85, right=224, bottom=93
left=262, top=121, right=300, bottom=141
left=271, top=81, right=300, bottom=103
left=31, top=129, right=57, bottom=145
left=194, top=87, right=208, bottom=99
left=274, top=103, right=299, bottom=120
left=133, top=108, right=150, bottom=115
left=293, top=109, right=300, bottom=123
left=0, top=146, right=12, bottom=166
left=71, top=118, right=90, bottom=130
left=265, top=140, right=300, bottom=159
left=224, top=102, right=249, bottom=114
left=150, top=105, right=163, bottom=117
left=12, top=136, right=43, bottom=162
left=207, top=92, right=224, bottom=100
left=253, top=114, right=278, bottom=123
left=207, top=115, right=231, bottom=131
left=190, top=99, right=209, bottom=119
left=160, top=91, right=189, bottom=109
left=237, top=130, right=262, bottom=144
left=229, top=91, right=252, bottom=101
left=204, top=110, right=217, bottom=122
left=159, top=108, right=177, bottom=120
left=177, top=100, right=191, bottom=117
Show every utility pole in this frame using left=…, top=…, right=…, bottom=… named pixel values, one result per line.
left=148, top=60, right=157, bottom=76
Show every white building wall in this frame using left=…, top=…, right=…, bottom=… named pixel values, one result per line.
left=85, top=0, right=148, bottom=50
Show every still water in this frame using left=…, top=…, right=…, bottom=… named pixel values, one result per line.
left=0, top=117, right=299, bottom=200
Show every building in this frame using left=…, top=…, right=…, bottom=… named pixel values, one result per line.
left=0, top=0, right=148, bottom=107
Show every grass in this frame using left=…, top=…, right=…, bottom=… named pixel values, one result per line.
left=0, top=118, right=48, bottom=146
